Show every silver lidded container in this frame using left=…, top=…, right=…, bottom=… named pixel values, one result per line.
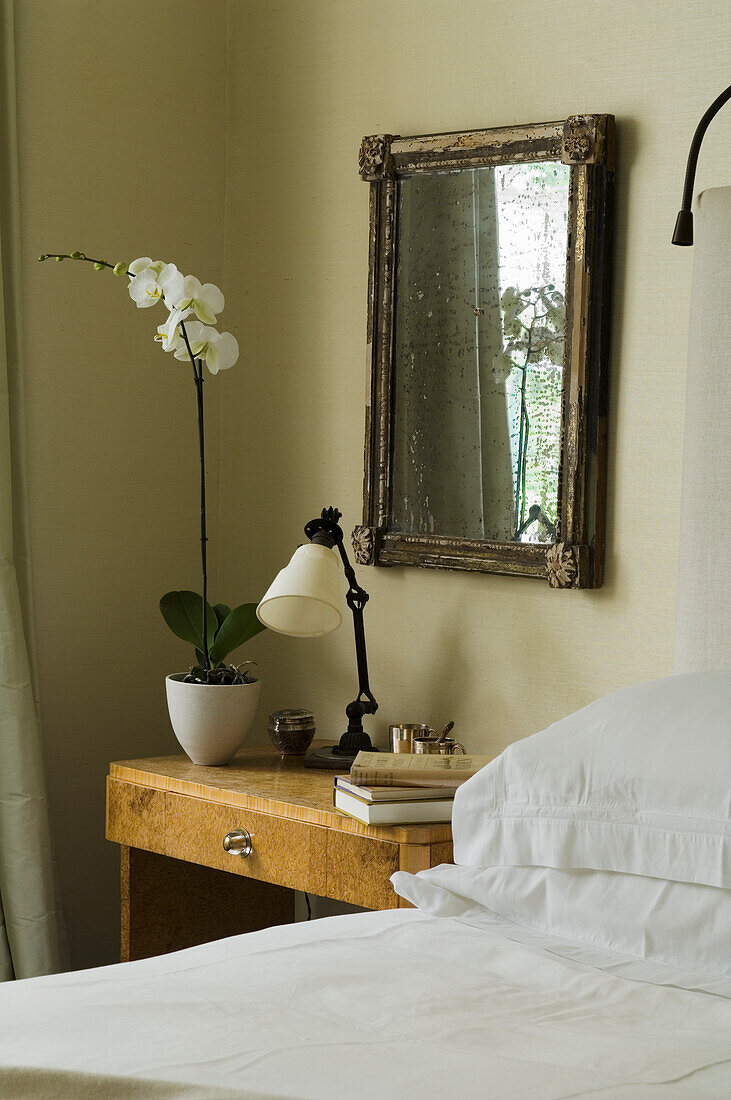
left=268, top=709, right=316, bottom=756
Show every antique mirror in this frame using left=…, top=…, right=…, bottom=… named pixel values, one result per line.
left=353, top=116, right=614, bottom=587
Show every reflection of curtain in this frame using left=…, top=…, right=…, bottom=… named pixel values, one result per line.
left=391, top=168, right=514, bottom=541
left=0, top=0, right=63, bottom=980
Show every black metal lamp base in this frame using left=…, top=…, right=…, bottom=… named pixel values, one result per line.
left=304, top=745, right=361, bottom=770
left=304, top=729, right=375, bottom=770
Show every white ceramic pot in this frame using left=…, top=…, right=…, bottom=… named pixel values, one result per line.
left=165, top=675, right=262, bottom=765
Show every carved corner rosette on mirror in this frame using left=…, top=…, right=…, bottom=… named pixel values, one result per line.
left=356, top=116, right=614, bottom=588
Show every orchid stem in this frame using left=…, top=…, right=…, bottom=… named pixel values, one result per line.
left=180, top=319, right=211, bottom=674
left=37, top=252, right=131, bottom=275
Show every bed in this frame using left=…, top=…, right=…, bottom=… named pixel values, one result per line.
left=1, top=903, right=730, bottom=1099
left=1, top=671, right=730, bottom=1098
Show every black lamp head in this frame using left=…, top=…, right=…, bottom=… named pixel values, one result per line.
left=672, top=208, right=694, bottom=246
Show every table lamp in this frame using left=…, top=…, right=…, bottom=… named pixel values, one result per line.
left=256, top=507, right=378, bottom=769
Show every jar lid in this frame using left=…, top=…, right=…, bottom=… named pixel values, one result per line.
left=268, top=708, right=316, bottom=730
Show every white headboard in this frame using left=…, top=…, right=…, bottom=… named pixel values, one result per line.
left=674, top=187, right=731, bottom=672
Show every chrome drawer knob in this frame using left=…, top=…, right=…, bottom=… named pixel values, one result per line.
left=222, top=828, right=253, bottom=858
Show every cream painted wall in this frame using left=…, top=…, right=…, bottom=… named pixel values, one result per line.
left=10, top=0, right=731, bottom=967
left=218, top=1, right=731, bottom=755
left=13, top=0, right=227, bottom=968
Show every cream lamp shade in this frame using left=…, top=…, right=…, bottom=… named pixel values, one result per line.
left=256, top=544, right=343, bottom=637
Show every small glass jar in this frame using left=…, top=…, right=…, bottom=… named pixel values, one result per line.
left=268, top=709, right=316, bottom=756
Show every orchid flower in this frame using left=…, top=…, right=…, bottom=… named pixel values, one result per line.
left=128, top=256, right=165, bottom=277
left=154, top=307, right=192, bottom=353
left=128, top=260, right=184, bottom=309
left=174, top=320, right=239, bottom=374
left=168, top=275, right=225, bottom=325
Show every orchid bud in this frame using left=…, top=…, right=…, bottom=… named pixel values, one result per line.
left=94, top=262, right=105, bottom=270
left=71, top=251, right=84, bottom=260
left=113, top=261, right=127, bottom=276
left=54, top=255, right=63, bottom=261
left=37, top=254, right=48, bottom=261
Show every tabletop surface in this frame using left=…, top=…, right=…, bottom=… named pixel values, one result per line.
left=109, top=743, right=453, bottom=843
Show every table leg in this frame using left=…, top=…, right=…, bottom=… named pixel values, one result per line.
left=120, top=845, right=295, bottom=962
left=396, top=841, right=453, bottom=908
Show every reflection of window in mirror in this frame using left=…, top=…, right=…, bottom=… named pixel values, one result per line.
left=391, top=161, right=569, bottom=545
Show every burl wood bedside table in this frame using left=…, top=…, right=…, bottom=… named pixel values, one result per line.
left=106, top=745, right=453, bottom=961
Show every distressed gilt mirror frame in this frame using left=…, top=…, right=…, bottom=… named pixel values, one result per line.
left=353, top=116, right=615, bottom=588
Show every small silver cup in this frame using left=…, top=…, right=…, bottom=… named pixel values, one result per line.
left=436, top=738, right=466, bottom=755
left=412, top=736, right=440, bottom=754
left=389, top=723, right=436, bottom=754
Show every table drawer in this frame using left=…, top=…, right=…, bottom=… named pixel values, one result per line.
left=165, top=788, right=328, bottom=894
left=107, top=778, right=328, bottom=895
left=325, top=831, right=400, bottom=910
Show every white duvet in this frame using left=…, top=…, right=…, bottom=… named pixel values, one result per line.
left=1, top=907, right=730, bottom=1099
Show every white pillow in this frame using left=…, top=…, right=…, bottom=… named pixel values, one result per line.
left=392, top=863, right=731, bottom=979
left=453, top=672, right=731, bottom=887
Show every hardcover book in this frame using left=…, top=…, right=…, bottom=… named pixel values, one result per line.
left=334, top=775, right=455, bottom=803
left=333, top=787, right=453, bottom=826
left=350, top=751, right=493, bottom=789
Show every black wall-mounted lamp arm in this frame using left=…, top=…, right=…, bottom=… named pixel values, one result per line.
left=304, top=507, right=378, bottom=759
left=672, top=82, right=731, bottom=246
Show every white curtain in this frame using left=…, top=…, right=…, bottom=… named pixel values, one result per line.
left=0, top=0, right=63, bottom=980
left=674, top=188, right=731, bottom=674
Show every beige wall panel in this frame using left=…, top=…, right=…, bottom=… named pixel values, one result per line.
left=13, top=0, right=227, bottom=968
left=217, top=0, right=731, bottom=760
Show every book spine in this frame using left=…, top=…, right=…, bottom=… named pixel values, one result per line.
left=349, top=767, right=469, bottom=789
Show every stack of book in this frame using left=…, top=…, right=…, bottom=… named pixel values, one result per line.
left=333, top=750, right=493, bottom=825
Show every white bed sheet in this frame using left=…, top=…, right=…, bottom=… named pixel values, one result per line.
left=1, top=908, right=730, bottom=1099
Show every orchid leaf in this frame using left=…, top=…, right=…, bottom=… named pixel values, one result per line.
left=160, top=590, right=217, bottom=650
left=213, top=603, right=231, bottom=634
left=209, top=603, right=266, bottom=664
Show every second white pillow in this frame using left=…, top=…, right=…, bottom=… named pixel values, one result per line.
left=392, top=862, right=731, bottom=979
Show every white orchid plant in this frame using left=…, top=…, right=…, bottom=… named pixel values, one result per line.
left=39, top=250, right=265, bottom=684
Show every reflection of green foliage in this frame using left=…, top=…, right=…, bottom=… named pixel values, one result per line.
left=493, top=284, right=565, bottom=538
left=493, top=285, right=564, bottom=381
